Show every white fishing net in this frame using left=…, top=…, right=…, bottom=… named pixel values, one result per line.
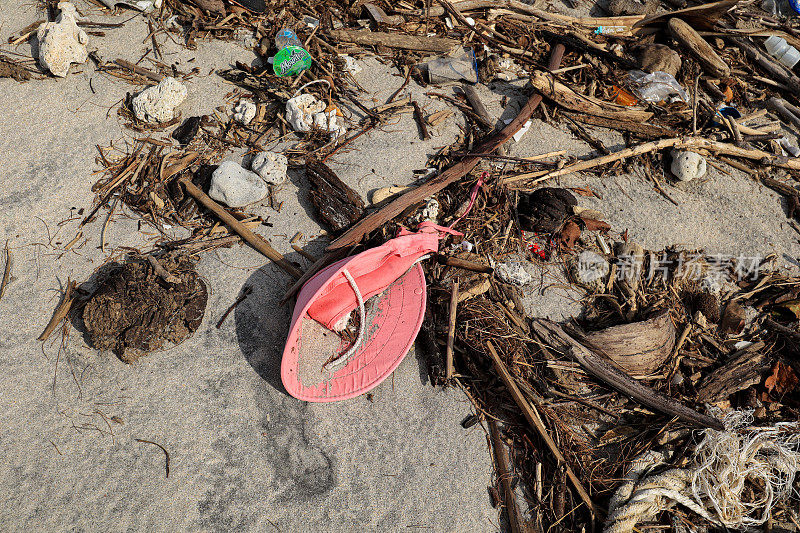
left=605, top=409, right=800, bottom=532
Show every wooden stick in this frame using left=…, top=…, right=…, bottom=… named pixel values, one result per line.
left=767, top=97, right=800, bottom=132
left=669, top=18, right=729, bottom=78
left=460, top=83, right=494, bottom=131
left=486, top=340, right=597, bottom=519
left=412, top=101, right=431, bottom=140
left=328, top=29, right=458, bottom=53
left=489, top=420, right=527, bottom=533
left=180, top=178, right=302, bottom=279
left=445, top=281, right=459, bottom=381
left=38, top=280, right=77, bottom=342
left=436, top=255, right=493, bottom=273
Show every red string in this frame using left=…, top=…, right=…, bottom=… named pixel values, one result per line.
left=448, top=171, right=487, bottom=230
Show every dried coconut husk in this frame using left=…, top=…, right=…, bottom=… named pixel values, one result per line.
left=582, top=310, right=676, bottom=375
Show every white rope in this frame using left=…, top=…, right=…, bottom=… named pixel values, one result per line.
left=291, top=79, right=331, bottom=99
left=604, top=410, right=800, bottom=533
left=323, top=256, right=431, bottom=371
left=324, top=269, right=365, bottom=370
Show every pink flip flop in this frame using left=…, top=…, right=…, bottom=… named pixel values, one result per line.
left=281, top=223, right=456, bottom=402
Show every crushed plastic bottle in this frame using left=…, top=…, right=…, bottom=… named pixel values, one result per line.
left=627, top=70, right=688, bottom=103
left=764, top=36, right=800, bottom=69
left=272, top=29, right=312, bottom=77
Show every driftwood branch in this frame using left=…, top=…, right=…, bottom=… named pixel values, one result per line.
left=180, top=178, right=302, bottom=280
left=506, top=136, right=800, bottom=185
left=328, top=29, right=459, bottom=53
left=668, top=18, right=729, bottom=78
left=486, top=340, right=598, bottom=518
left=531, top=320, right=725, bottom=430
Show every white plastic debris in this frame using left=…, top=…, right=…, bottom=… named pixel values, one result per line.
left=460, top=241, right=474, bottom=253
left=495, top=261, right=533, bottom=286
left=251, top=151, right=288, bottom=185
left=411, top=197, right=440, bottom=224
left=671, top=150, right=707, bottom=182
left=285, top=93, right=347, bottom=138
left=132, top=76, right=187, bottom=123
left=512, top=120, right=533, bottom=142
left=233, top=100, right=257, bottom=125
left=420, top=198, right=439, bottom=222
left=628, top=70, right=688, bottom=103
left=36, top=2, right=88, bottom=78
left=97, top=0, right=160, bottom=11
left=339, top=54, right=362, bottom=74
left=209, top=161, right=268, bottom=208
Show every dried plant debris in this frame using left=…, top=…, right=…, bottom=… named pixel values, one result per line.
left=82, top=253, right=207, bottom=363
left=0, top=53, right=33, bottom=82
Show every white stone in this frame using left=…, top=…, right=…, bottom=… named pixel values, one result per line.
left=132, top=76, right=187, bottom=123
left=286, top=93, right=325, bottom=132
left=209, top=161, right=268, bottom=207
left=36, top=3, right=88, bottom=78
left=495, top=261, right=533, bottom=286
left=286, top=94, right=347, bottom=138
left=233, top=100, right=257, bottom=125
left=670, top=150, right=707, bottom=182
left=251, top=151, right=288, bottom=185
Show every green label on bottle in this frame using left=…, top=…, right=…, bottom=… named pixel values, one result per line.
left=273, top=46, right=312, bottom=77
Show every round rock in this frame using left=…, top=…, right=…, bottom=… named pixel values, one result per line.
left=209, top=161, right=268, bottom=207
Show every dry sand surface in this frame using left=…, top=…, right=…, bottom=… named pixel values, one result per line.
left=2, top=1, right=800, bottom=532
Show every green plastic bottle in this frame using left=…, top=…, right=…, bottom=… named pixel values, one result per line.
left=272, top=29, right=312, bottom=77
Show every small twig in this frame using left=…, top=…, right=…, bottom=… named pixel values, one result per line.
left=216, top=286, right=253, bottom=329
left=445, top=281, right=459, bottom=381
left=0, top=240, right=12, bottom=304
left=38, top=280, right=77, bottom=342
left=412, top=101, right=431, bottom=140
left=135, top=438, right=170, bottom=478
left=147, top=255, right=180, bottom=284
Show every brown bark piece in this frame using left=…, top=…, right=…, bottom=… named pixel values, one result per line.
left=668, top=18, right=730, bottom=78
left=695, top=342, right=769, bottom=402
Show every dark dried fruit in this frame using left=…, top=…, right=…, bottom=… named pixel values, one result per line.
left=518, top=187, right=577, bottom=233
left=693, top=292, right=720, bottom=323
left=171, top=116, right=201, bottom=146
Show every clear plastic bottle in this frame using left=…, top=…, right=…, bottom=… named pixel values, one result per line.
left=274, top=28, right=302, bottom=49
left=765, top=35, right=800, bottom=69
left=272, top=28, right=312, bottom=77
